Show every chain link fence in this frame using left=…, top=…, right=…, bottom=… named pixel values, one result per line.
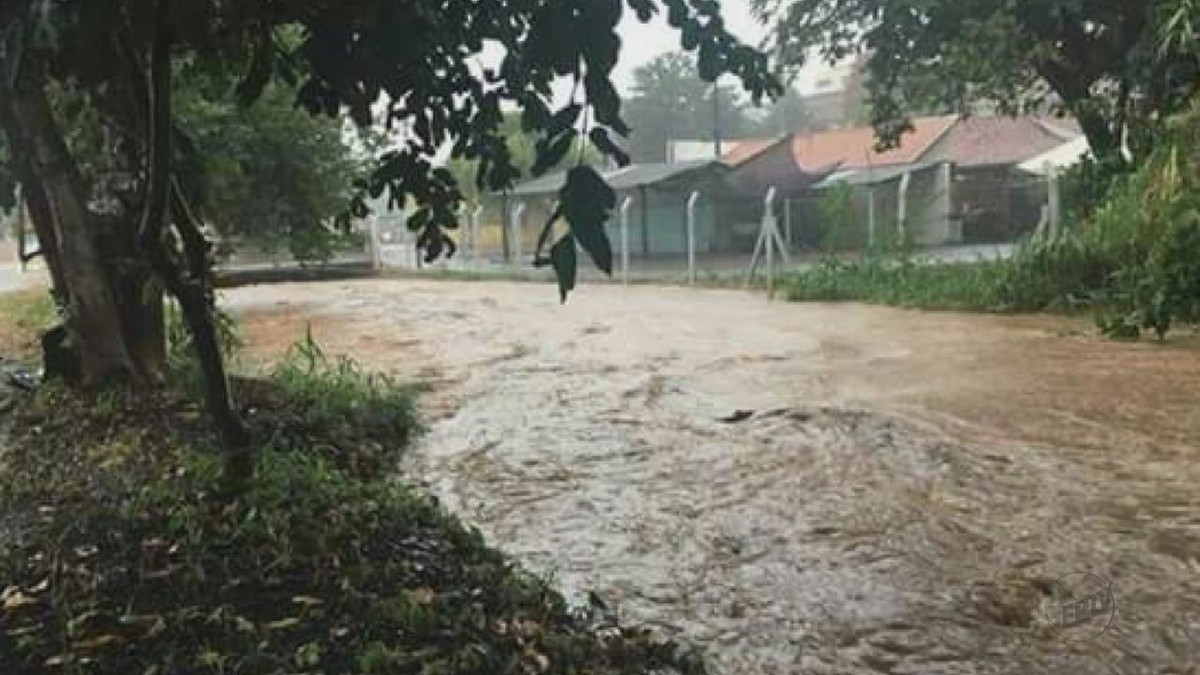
left=369, top=163, right=1067, bottom=283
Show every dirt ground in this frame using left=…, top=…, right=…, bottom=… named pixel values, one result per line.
left=227, top=278, right=1200, bottom=675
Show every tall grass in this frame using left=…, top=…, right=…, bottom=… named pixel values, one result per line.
left=266, top=326, right=423, bottom=458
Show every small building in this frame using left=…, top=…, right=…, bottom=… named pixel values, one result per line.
left=724, top=116, right=958, bottom=247
left=724, top=115, right=1087, bottom=248
left=921, top=116, right=1081, bottom=241
left=508, top=161, right=735, bottom=258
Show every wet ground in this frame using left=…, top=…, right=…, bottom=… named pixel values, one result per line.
left=227, top=279, right=1200, bottom=675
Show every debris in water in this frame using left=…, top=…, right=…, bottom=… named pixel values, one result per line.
left=717, top=410, right=755, bottom=423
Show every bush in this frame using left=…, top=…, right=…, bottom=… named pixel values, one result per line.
left=0, top=341, right=703, bottom=674
left=246, top=328, right=423, bottom=478
left=785, top=254, right=1009, bottom=311
left=165, top=301, right=243, bottom=391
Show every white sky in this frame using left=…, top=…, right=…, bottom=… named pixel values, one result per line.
left=613, top=1, right=764, bottom=91
left=611, top=2, right=832, bottom=96
left=362, top=2, right=834, bottom=163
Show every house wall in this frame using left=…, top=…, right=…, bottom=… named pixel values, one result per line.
left=954, top=166, right=1046, bottom=243
left=601, top=188, right=719, bottom=256
left=795, top=163, right=955, bottom=250
left=726, top=140, right=811, bottom=198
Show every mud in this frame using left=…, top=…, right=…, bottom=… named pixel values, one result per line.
left=228, top=279, right=1200, bottom=674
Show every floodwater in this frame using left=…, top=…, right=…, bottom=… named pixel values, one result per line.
left=228, top=279, right=1200, bottom=675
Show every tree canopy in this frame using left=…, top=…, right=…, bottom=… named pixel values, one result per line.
left=175, top=78, right=365, bottom=262
left=446, top=112, right=604, bottom=203
left=0, top=0, right=777, bottom=479
left=754, top=0, right=1200, bottom=162
left=623, top=51, right=758, bottom=162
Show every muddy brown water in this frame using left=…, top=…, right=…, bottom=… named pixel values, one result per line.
left=228, top=279, right=1200, bottom=675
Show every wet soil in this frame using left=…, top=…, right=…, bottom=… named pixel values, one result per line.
left=228, top=279, right=1200, bottom=675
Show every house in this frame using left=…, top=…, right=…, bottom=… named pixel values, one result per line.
left=724, top=115, right=1087, bottom=247
left=921, top=116, right=1082, bottom=241
left=1018, top=136, right=1092, bottom=176
left=508, top=161, right=734, bottom=258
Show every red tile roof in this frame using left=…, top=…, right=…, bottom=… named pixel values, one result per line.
left=721, top=115, right=1087, bottom=180
left=720, top=138, right=777, bottom=165
left=921, top=116, right=1081, bottom=168
left=788, top=115, right=958, bottom=171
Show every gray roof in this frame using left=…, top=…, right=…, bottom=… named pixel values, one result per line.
left=509, top=161, right=725, bottom=197
left=812, top=162, right=941, bottom=189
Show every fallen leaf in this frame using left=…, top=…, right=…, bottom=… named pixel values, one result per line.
left=2, top=587, right=38, bottom=611
left=265, top=617, right=302, bottom=631
left=71, top=634, right=124, bottom=652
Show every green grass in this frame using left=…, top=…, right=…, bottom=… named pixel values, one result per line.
left=0, top=289, right=57, bottom=338
left=0, top=334, right=704, bottom=675
left=783, top=255, right=1013, bottom=311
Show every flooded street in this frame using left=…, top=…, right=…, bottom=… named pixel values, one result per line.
left=228, top=279, right=1200, bottom=674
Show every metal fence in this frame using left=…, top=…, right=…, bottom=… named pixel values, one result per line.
left=369, top=165, right=1069, bottom=286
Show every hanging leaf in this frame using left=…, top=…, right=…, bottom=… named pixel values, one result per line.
left=588, top=127, right=630, bottom=167
left=531, top=129, right=577, bottom=176
left=549, top=236, right=577, bottom=303
left=627, top=0, right=656, bottom=22
left=560, top=165, right=615, bottom=276
left=550, top=103, right=583, bottom=135
left=533, top=205, right=564, bottom=267
left=235, top=33, right=275, bottom=107
left=585, top=73, right=629, bottom=136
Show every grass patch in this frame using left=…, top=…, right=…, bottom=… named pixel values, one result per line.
left=0, top=289, right=56, bottom=360
left=0, top=339, right=704, bottom=674
left=784, top=255, right=1012, bottom=312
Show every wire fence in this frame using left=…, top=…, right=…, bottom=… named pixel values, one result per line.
left=0, top=164, right=1063, bottom=286
left=368, top=164, right=1067, bottom=284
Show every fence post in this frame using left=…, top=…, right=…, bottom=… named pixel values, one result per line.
left=764, top=187, right=777, bottom=298
left=867, top=186, right=876, bottom=249
left=783, top=197, right=793, bottom=249
left=509, top=201, right=526, bottom=267
left=939, top=162, right=954, bottom=244
left=1048, top=168, right=1062, bottom=240
left=620, top=195, right=633, bottom=284
left=686, top=191, right=699, bottom=286
left=367, top=214, right=382, bottom=271
left=470, top=205, right=484, bottom=265
left=745, top=186, right=784, bottom=294
left=897, top=171, right=912, bottom=242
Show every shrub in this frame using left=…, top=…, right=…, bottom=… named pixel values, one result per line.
left=0, top=349, right=702, bottom=674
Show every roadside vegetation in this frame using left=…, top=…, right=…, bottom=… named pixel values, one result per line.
left=0, top=292, right=705, bottom=674
left=785, top=100, right=1200, bottom=340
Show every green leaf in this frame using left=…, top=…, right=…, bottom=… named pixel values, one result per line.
left=550, top=103, right=583, bottom=134
left=550, top=236, right=577, bottom=303
left=532, top=129, right=577, bottom=176
left=560, top=165, right=615, bottom=275
left=235, top=34, right=275, bottom=107
left=533, top=205, right=564, bottom=266
left=627, top=0, right=656, bottom=22
left=588, top=127, right=630, bottom=167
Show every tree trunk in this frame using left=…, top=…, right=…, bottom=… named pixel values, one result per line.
left=136, top=0, right=251, bottom=484
left=1, top=63, right=166, bottom=383
left=1037, top=60, right=1124, bottom=165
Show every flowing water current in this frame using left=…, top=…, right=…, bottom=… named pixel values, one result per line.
left=230, top=279, right=1200, bottom=675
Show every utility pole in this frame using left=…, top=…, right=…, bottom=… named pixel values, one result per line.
left=712, top=81, right=722, bottom=159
